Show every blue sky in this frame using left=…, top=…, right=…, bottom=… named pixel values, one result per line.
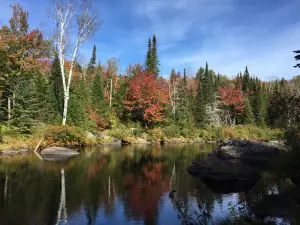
left=1, top=0, right=300, bottom=80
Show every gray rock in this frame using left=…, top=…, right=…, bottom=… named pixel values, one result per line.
left=1, top=149, right=21, bottom=155
left=188, top=157, right=260, bottom=193
left=41, top=147, right=80, bottom=156
left=19, top=148, right=29, bottom=154
left=215, top=140, right=282, bottom=167
left=86, top=131, right=96, bottom=139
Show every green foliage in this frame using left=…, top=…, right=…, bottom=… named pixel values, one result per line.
left=48, top=53, right=63, bottom=123
left=144, top=35, right=160, bottom=76
left=163, top=125, right=181, bottom=138
left=107, top=125, right=131, bottom=140
left=7, top=75, right=41, bottom=134
left=92, top=63, right=108, bottom=116
left=68, top=78, right=92, bottom=129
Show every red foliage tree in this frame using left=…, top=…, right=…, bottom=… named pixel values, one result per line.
left=124, top=69, right=168, bottom=126
left=218, top=87, right=246, bottom=125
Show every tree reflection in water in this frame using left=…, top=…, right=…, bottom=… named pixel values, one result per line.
left=0, top=144, right=298, bottom=225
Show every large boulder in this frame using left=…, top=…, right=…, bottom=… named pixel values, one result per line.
left=215, top=140, right=282, bottom=167
left=188, top=140, right=285, bottom=193
left=41, top=147, right=79, bottom=161
left=188, top=157, right=261, bottom=193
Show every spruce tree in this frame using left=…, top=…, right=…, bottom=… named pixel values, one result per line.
left=49, top=53, right=64, bottom=122
left=92, top=63, right=108, bottom=116
left=152, top=35, right=160, bottom=76
left=87, top=45, right=97, bottom=81
left=242, top=66, right=250, bottom=92
left=8, top=75, right=41, bottom=133
left=243, top=100, right=255, bottom=124
left=177, top=69, right=193, bottom=128
left=88, top=45, right=97, bottom=71
left=183, top=68, right=187, bottom=87
left=195, top=68, right=206, bottom=126
left=294, top=50, right=300, bottom=68
left=145, top=38, right=153, bottom=72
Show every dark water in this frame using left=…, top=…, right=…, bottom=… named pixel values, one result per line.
left=0, top=144, right=299, bottom=225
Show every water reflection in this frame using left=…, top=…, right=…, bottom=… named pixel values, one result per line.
left=0, top=144, right=299, bottom=225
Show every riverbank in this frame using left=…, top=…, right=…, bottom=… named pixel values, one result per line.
left=0, top=124, right=283, bottom=154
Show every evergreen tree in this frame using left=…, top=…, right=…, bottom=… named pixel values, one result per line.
left=8, top=75, right=41, bottom=133
left=88, top=45, right=97, bottom=71
left=145, top=38, right=153, bottom=72
left=195, top=68, right=206, bottom=126
left=294, top=50, right=300, bottom=68
left=183, top=68, right=187, bottom=87
left=92, top=63, right=108, bottom=116
left=242, top=66, right=250, bottom=92
left=68, top=78, right=91, bottom=129
left=243, top=100, right=255, bottom=124
left=152, top=35, right=160, bottom=76
left=48, top=53, right=64, bottom=122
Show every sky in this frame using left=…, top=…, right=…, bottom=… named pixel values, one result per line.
left=0, top=0, right=300, bottom=80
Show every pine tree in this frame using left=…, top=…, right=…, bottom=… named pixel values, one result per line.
left=88, top=45, right=97, bottom=71
left=243, top=100, right=255, bottom=124
left=152, top=35, right=160, bottom=76
left=294, top=50, right=300, bottom=68
left=48, top=53, right=64, bottom=122
left=87, top=45, right=97, bottom=81
left=8, top=75, right=41, bottom=133
left=68, top=78, right=91, bottom=129
left=145, top=38, right=153, bottom=72
left=177, top=69, right=193, bottom=128
left=92, top=62, right=108, bottom=116
left=195, top=68, right=206, bottom=126
left=242, top=66, right=250, bottom=92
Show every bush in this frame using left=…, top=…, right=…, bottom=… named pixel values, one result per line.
left=181, top=126, right=199, bottom=139
left=43, top=125, right=86, bottom=147
left=107, top=125, right=131, bottom=140
left=163, top=125, right=181, bottom=138
left=221, top=127, right=237, bottom=140
left=149, top=127, right=164, bottom=141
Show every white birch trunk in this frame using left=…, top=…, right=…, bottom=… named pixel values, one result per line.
left=7, top=97, right=11, bottom=120
left=109, top=78, right=112, bottom=108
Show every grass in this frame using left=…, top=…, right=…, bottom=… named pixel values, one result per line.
left=0, top=124, right=283, bottom=151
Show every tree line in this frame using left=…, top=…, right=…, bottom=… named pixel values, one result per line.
left=0, top=3, right=299, bottom=135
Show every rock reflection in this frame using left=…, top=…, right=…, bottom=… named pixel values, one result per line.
left=0, top=144, right=298, bottom=225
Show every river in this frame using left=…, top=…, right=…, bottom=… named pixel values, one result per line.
left=0, top=143, right=298, bottom=225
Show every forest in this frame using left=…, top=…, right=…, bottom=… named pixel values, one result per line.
left=0, top=3, right=300, bottom=149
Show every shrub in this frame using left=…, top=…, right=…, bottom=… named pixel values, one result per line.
left=181, top=126, right=199, bottom=139
left=221, top=127, right=237, bottom=140
left=107, top=125, right=131, bottom=140
left=149, top=127, right=164, bottom=141
left=163, top=125, right=181, bottom=138
left=43, top=125, right=86, bottom=147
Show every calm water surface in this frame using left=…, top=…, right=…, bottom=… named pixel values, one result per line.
left=0, top=144, right=298, bottom=225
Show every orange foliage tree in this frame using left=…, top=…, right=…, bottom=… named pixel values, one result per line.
left=218, top=87, right=246, bottom=125
left=124, top=69, right=168, bottom=126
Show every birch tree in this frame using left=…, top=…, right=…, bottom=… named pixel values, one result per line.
left=168, top=69, right=181, bottom=120
left=52, top=0, right=100, bottom=125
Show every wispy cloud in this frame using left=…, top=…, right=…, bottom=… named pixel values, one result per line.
left=1, top=0, right=299, bottom=79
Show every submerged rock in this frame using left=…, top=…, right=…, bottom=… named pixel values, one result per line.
left=188, top=140, right=285, bottom=194
left=188, top=157, right=261, bottom=193
left=1, top=148, right=29, bottom=155
left=1, top=149, right=21, bottom=155
left=41, top=147, right=79, bottom=161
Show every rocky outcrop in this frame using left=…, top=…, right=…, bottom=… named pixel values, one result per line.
left=188, top=140, right=284, bottom=193
left=215, top=140, right=282, bottom=167
left=41, top=147, right=79, bottom=161
left=1, top=148, right=29, bottom=156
